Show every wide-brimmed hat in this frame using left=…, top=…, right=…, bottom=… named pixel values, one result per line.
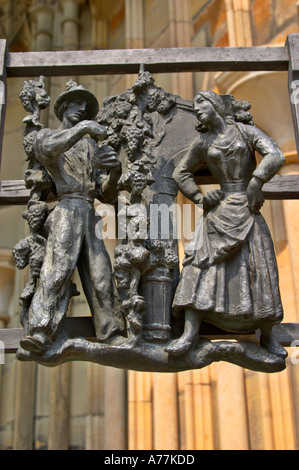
left=54, top=80, right=99, bottom=121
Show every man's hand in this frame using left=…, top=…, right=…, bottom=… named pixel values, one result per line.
left=247, top=176, right=264, bottom=213
left=97, top=145, right=121, bottom=170
left=81, top=120, right=108, bottom=142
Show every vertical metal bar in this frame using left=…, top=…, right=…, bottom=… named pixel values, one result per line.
left=0, top=39, right=7, bottom=174
left=286, top=34, right=299, bottom=162
left=0, top=39, right=7, bottom=178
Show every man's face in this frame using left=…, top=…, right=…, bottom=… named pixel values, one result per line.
left=64, top=98, right=88, bottom=124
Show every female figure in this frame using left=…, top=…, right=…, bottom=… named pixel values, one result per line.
left=166, top=91, right=286, bottom=358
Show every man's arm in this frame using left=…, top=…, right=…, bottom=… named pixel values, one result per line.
left=100, top=163, right=122, bottom=204
left=41, top=120, right=108, bottom=158
left=90, top=140, right=122, bottom=204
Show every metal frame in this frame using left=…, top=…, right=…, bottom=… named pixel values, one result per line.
left=1, top=34, right=299, bottom=352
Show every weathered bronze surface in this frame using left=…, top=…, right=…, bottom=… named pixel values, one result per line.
left=13, top=73, right=287, bottom=373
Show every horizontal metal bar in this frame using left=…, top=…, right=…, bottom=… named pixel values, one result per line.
left=0, top=179, right=30, bottom=205
left=6, top=46, right=289, bottom=78
left=1, top=173, right=299, bottom=206
left=0, top=328, right=23, bottom=353
left=194, top=173, right=299, bottom=199
left=262, top=174, right=299, bottom=199
left=0, top=319, right=298, bottom=353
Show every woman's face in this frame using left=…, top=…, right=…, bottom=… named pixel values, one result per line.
left=193, top=94, right=218, bottom=126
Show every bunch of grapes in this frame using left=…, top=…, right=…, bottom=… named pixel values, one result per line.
left=107, top=131, right=123, bottom=150
left=124, top=126, right=144, bottom=159
left=164, top=246, right=179, bottom=269
left=131, top=171, right=147, bottom=195
left=115, top=100, right=132, bottom=119
left=23, top=131, right=38, bottom=161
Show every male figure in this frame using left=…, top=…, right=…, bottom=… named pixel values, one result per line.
left=21, top=81, right=124, bottom=354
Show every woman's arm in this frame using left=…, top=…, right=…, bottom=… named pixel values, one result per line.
left=246, top=125, right=286, bottom=182
left=173, top=135, right=206, bottom=204
left=245, top=125, right=286, bottom=213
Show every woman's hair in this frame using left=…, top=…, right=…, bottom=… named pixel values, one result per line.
left=194, top=91, right=253, bottom=132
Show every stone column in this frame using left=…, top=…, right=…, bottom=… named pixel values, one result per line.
left=168, top=0, right=193, bottom=100
left=30, top=0, right=55, bottom=130
left=136, top=372, right=153, bottom=449
left=30, top=1, right=55, bottom=51
left=48, top=363, right=71, bottom=450
left=85, top=364, right=105, bottom=449
left=104, top=367, right=127, bottom=450
left=128, top=370, right=154, bottom=450
left=0, top=250, right=14, bottom=329
left=215, top=363, right=249, bottom=450
left=153, top=373, right=179, bottom=449
left=0, top=250, right=15, bottom=393
left=193, top=368, right=214, bottom=449
left=125, top=0, right=145, bottom=88
left=128, top=370, right=137, bottom=449
left=245, top=370, right=275, bottom=449
left=61, top=0, right=81, bottom=51
left=125, top=0, right=144, bottom=49
left=225, top=0, right=253, bottom=47
left=279, top=158, right=299, bottom=316
left=88, top=3, right=110, bottom=116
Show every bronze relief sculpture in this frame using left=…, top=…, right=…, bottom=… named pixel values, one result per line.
left=13, top=74, right=287, bottom=373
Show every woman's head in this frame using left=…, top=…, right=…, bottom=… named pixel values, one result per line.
left=193, top=91, right=234, bottom=131
left=193, top=91, right=254, bottom=131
